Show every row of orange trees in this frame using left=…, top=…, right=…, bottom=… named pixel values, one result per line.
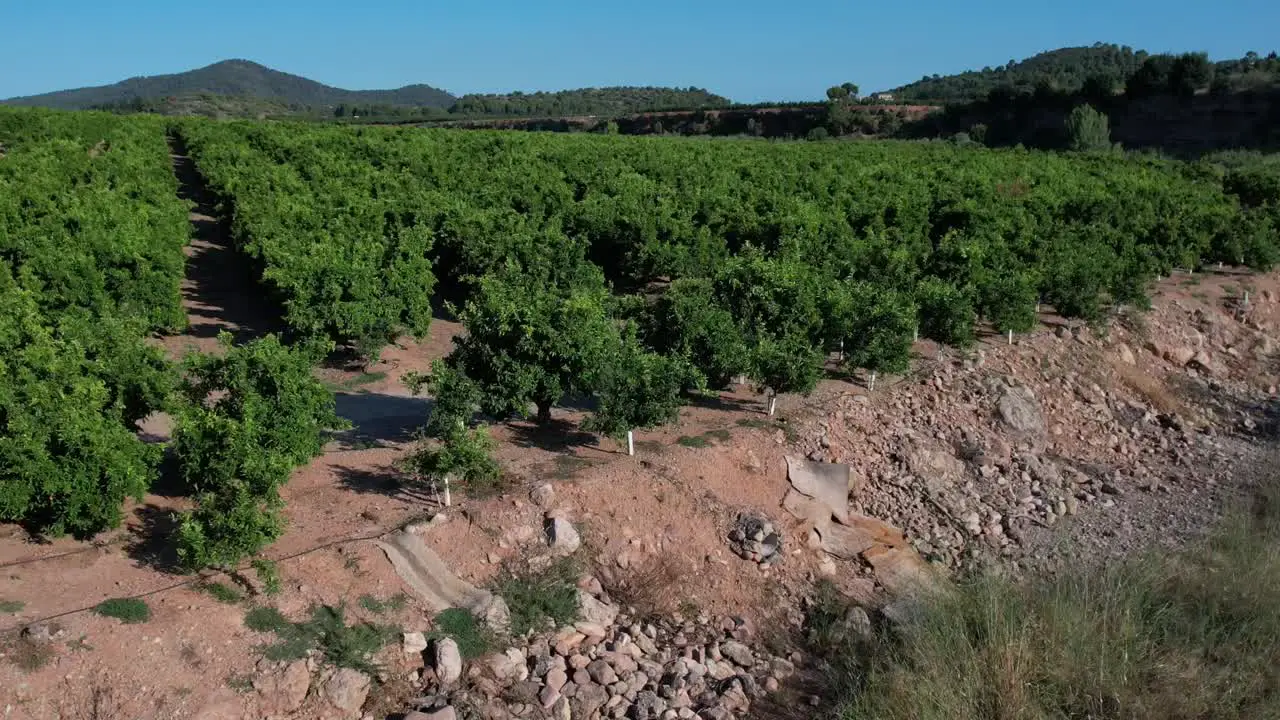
left=1, top=109, right=340, bottom=574
left=180, top=119, right=1278, bottom=484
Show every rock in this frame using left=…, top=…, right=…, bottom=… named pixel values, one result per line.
left=20, top=623, right=55, bottom=644
left=531, top=483, right=556, bottom=508
left=540, top=685, right=563, bottom=710
left=839, top=607, right=873, bottom=642
left=1189, top=351, right=1218, bottom=376
left=1116, top=343, right=1136, bottom=365
left=572, top=682, right=611, bottom=717
left=575, top=621, right=608, bottom=640
left=546, top=667, right=569, bottom=693
left=588, top=658, right=619, bottom=685
left=997, top=385, right=1046, bottom=438
left=486, top=648, right=529, bottom=683
left=476, top=594, right=513, bottom=635
left=434, top=638, right=464, bottom=685
left=1166, top=347, right=1196, bottom=367
left=403, top=631, right=428, bottom=655
left=578, top=590, right=620, bottom=627
left=719, top=641, right=754, bottom=668
left=323, top=668, right=371, bottom=715
left=545, top=517, right=582, bottom=555
left=254, top=659, right=311, bottom=714
left=632, top=690, right=669, bottom=720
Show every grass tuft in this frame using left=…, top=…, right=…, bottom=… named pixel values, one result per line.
left=244, top=604, right=397, bottom=673
left=197, top=581, right=244, bottom=604
left=92, top=598, right=150, bottom=624
left=493, top=556, right=581, bottom=637
left=0, top=600, right=24, bottom=614
left=358, top=593, right=409, bottom=615
left=428, top=608, right=496, bottom=659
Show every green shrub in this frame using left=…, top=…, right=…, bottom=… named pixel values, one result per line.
left=251, top=558, right=283, bottom=596
left=429, top=608, right=496, bottom=658
left=247, top=604, right=397, bottom=673
left=93, top=598, right=151, bottom=624
left=493, top=557, right=581, bottom=637
left=402, top=425, right=502, bottom=497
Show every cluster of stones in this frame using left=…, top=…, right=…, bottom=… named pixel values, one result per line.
left=404, top=592, right=796, bottom=720
left=726, top=513, right=782, bottom=566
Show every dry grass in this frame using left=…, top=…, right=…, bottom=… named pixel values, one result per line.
left=56, top=672, right=126, bottom=720
left=830, top=477, right=1280, bottom=720
left=1112, top=361, right=1187, bottom=417
left=2, top=633, right=55, bottom=672
left=598, top=552, right=688, bottom=620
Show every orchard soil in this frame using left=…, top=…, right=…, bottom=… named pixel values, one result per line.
left=2, top=189, right=1278, bottom=720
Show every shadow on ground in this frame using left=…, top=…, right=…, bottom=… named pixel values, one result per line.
left=333, top=392, right=433, bottom=446
left=125, top=504, right=183, bottom=574
left=507, top=418, right=602, bottom=452
left=334, top=464, right=440, bottom=506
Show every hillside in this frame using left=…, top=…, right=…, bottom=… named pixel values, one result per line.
left=889, top=43, right=1149, bottom=103
left=0, top=59, right=456, bottom=110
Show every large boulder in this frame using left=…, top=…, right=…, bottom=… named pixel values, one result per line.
left=545, top=516, right=582, bottom=555
left=322, top=668, right=370, bottom=716
left=253, top=659, right=311, bottom=715
left=997, top=385, right=1046, bottom=439
left=434, top=637, right=464, bottom=685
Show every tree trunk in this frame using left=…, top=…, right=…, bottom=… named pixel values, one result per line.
left=535, top=400, right=552, bottom=424
left=768, top=394, right=777, bottom=416
left=627, top=430, right=635, bottom=456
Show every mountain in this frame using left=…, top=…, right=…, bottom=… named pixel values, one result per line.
left=0, top=59, right=455, bottom=110
left=889, top=44, right=1150, bottom=103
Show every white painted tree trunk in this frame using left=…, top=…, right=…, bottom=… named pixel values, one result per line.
left=869, top=371, right=877, bottom=392
left=913, top=327, right=919, bottom=342
left=443, top=476, right=452, bottom=507
left=767, top=394, right=777, bottom=417
left=1007, top=329, right=1013, bottom=345
left=838, top=339, right=844, bottom=362
left=627, top=430, right=635, bottom=456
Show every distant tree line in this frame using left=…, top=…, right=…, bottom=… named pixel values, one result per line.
left=891, top=43, right=1280, bottom=105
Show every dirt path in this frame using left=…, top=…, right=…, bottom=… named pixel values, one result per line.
left=161, top=135, right=279, bottom=358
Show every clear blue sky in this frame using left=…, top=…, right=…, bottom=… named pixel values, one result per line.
left=3, top=0, right=1277, bottom=102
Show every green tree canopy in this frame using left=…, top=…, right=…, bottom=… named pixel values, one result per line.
left=583, top=327, right=694, bottom=442
left=1065, top=103, right=1113, bottom=152
left=447, top=266, right=617, bottom=423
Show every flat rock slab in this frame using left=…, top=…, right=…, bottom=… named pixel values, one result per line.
left=784, top=456, right=851, bottom=524
left=817, top=514, right=909, bottom=560
left=377, top=529, right=510, bottom=631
